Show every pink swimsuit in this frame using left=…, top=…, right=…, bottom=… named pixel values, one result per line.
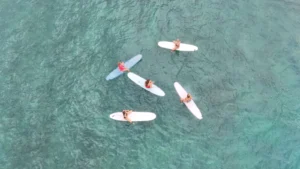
left=118, top=65, right=126, bottom=71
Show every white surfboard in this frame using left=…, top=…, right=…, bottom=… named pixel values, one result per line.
left=158, top=41, right=198, bottom=51
left=109, top=112, right=156, bottom=122
left=127, top=72, right=165, bottom=96
left=174, top=82, right=202, bottom=119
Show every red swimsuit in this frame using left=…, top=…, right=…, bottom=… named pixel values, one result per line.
left=118, top=64, right=126, bottom=71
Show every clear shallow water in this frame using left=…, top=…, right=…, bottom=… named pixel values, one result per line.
left=0, top=0, right=300, bottom=168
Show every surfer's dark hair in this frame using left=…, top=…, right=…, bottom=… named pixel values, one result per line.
left=145, top=79, right=150, bottom=85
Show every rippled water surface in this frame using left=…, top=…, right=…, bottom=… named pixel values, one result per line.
left=1, top=0, right=300, bottom=169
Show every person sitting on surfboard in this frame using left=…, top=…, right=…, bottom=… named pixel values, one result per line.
left=172, top=39, right=181, bottom=51
left=118, top=62, right=130, bottom=72
left=145, top=79, right=154, bottom=88
left=180, top=93, right=192, bottom=103
left=122, top=110, right=133, bottom=123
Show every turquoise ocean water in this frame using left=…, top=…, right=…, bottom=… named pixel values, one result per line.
left=1, top=0, right=300, bottom=168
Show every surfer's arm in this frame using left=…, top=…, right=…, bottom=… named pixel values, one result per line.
left=125, top=117, right=132, bottom=123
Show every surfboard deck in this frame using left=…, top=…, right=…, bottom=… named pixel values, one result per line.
left=174, top=82, right=202, bottom=119
left=158, top=41, right=198, bottom=51
left=109, top=112, right=156, bottom=121
left=127, top=72, right=165, bottom=96
left=106, top=54, right=142, bottom=80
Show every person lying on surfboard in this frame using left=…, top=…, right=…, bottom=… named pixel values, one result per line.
left=122, top=110, right=133, bottom=123
left=118, top=62, right=130, bottom=72
left=172, top=39, right=181, bottom=51
left=180, top=93, right=192, bottom=103
left=145, top=79, right=154, bottom=88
